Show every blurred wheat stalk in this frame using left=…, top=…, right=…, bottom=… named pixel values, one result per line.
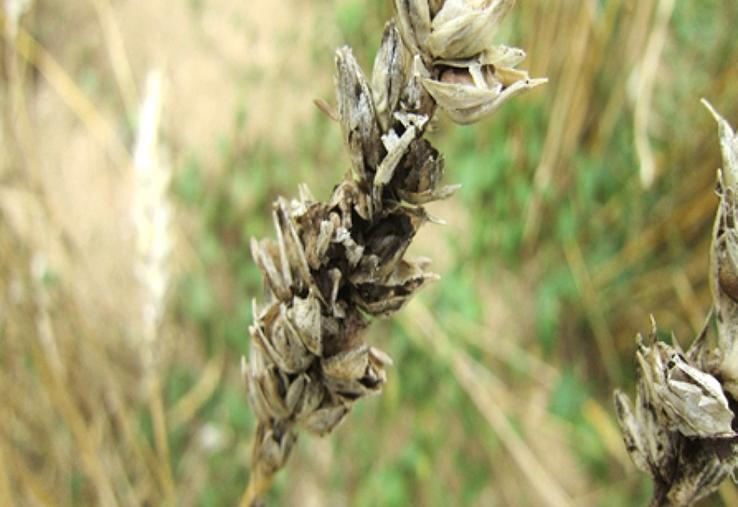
left=614, top=104, right=738, bottom=507
left=131, top=68, right=178, bottom=505
left=241, top=0, right=544, bottom=504
left=1, top=0, right=179, bottom=501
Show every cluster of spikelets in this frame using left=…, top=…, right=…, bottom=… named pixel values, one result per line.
left=242, top=0, right=544, bottom=500
left=614, top=104, right=738, bottom=507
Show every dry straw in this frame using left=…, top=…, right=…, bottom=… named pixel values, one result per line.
left=614, top=102, right=738, bottom=507
left=241, top=0, right=545, bottom=504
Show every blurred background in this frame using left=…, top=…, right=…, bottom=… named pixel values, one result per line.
left=2, top=0, right=738, bottom=505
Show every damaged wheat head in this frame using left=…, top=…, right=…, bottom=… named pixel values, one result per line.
left=241, top=0, right=544, bottom=504
left=614, top=103, right=738, bottom=507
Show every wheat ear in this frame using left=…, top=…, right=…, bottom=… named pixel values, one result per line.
left=241, top=1, right=545, bottom=504
left=614, top=102, right=738, bottom=507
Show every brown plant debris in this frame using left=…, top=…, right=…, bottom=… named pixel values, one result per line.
left=241, top=1, right=544, bottom=504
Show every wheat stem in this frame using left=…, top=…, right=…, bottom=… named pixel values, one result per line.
left=240, top=464, right=275, bottom=507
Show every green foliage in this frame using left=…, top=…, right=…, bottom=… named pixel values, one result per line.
left=335, top=0, right=370, bottom=43
left=549, top=370, right=589, bottom=421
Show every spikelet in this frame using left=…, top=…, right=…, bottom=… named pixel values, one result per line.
left=394, top=0, right=546, bottom=124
